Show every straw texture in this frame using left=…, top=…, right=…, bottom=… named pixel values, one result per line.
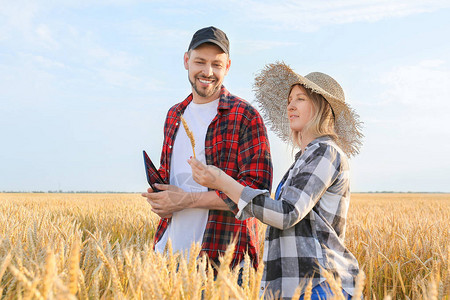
left=254, top=61, right=363, bottom=157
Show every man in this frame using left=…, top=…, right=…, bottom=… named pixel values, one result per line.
left=142, top=26, right=272, bottom=269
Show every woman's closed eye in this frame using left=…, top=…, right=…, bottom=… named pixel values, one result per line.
left=288, top=97, right=304, bottom=103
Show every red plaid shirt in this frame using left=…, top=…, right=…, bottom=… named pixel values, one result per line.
left=153, top=86, right=273, bottom=268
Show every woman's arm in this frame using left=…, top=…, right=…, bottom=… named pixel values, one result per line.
left=188, top=144, right=342, bottom=230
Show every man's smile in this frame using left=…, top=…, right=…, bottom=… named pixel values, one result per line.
left=198, top=78, right=214, bottom=85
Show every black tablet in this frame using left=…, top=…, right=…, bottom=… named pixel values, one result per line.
left=143, top=150, right=166, bottom=192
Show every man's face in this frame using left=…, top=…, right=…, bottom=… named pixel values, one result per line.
left=184, top=43, right=230, bottom=103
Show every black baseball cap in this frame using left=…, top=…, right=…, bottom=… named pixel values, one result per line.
left=188, top=26, right=229, bottom=54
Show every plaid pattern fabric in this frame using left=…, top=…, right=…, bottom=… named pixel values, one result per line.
left=237, top=136, right=359, bottom=299
left=153, top=86, right=273, bottom=269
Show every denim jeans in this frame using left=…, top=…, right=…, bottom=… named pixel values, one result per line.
left=298, top=282, right=352, bottom=300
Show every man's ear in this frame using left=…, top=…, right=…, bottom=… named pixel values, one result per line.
left=224, top=58, right=231, bottom=76
left=184, top=52, right=189, bottom=70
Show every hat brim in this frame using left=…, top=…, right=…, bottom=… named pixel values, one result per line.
left=253, top=62, right=363, bottom=157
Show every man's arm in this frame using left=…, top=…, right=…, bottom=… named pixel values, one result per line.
left=142, top=184, right=229, bottom=218
left=215, top=109, right=273, bottom=214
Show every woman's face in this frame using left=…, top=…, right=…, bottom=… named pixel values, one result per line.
left=287, top=85, right=315, bottom=133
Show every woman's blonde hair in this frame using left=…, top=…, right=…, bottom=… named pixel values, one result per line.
left=290, top=84, right=337, bottom=149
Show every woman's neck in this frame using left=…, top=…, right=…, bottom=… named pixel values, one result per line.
left=299, top=131, right=317, bottom=153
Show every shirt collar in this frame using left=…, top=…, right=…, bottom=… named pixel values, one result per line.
left=217, top=85, right=232, bottom=111
left=305, top=135, right=333, bottom=150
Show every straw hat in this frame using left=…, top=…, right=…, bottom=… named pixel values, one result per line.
left=254, top=61, right=363, bottom=157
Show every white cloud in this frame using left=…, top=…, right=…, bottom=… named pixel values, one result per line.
left=234, top=40, right=299, bottom=55
left=24, top=53, right=66, bottom=69
left=381, top=59, right=450, bottom=108
left=0, top=1, right=38, bottom=29
left=0, top=2, right=62, bottom=50
left=87, top=47, right=141, bottom=70
left=125, top=20, right=191, bottom=46
left=375, top=59, right=450, bottom=141
left=224, top=0, right=450, bottom=31
left=35, top=24, right=59, bottom=49
left=96, top=68, right=165, bottom=91
left=350, top=60, right=450, bottom=192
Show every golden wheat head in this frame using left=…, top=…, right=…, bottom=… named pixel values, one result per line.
left=180, top=115, right=196, bottom=158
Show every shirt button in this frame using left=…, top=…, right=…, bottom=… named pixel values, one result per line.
left=261, top=287, right=264, bottom=290
left=176, top=122, right=179, bottom=126
left=169, top=145, right=172, bottom=149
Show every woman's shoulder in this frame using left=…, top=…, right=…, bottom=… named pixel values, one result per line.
left=305, top=136, right=349, bottom=167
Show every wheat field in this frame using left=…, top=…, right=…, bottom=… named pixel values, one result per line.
left=0, top=193, right=448, bottom=299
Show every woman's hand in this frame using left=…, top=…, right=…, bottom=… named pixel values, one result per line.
left=188, top=157, right=226, bottom=191
left=188, top=157, right=245, bottom=205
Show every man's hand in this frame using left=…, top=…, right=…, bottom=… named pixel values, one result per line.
left=141, top=184, right=194, bottom=218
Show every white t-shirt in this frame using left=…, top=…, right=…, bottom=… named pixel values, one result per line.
left=155, top=99, right=219, bottom=254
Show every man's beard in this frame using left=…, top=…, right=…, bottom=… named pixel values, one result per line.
left=189, top=75, right=221, bottom=98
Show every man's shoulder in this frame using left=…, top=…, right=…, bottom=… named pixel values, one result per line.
left=165, top=94, right=193, bottom=118
left=223, top=91, right=260, bottom=117
left=165, top=100, right=187, bottom=119
left=167, top=102, right=181, bottom=114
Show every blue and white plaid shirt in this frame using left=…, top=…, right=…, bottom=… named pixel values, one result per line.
left=237, top=136, right=359, bottom=299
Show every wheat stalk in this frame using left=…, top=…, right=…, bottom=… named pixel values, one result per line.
left=321, top=268, right=345, bottom=300
left=8, top=264, right=44, bottom=300
left=205, top=262, right=216, bottom=299
left=427, top=275, right=439, bottom=300
left=242, top=254, right=251, bottom=295
left=89, top=262, right=102, bottom=299
left=68, top=236, right=80, bottom=296
left=352, top=270, right=365, bottom=300
left=96, top=244, right=124, bottom=297
left=253, top=261, right=265, bottom=300
left=0, top=252, right=12, bottom=296
left=78, top=271, right=89, bottom=300
left=0, top=252, right=12, bottom=282
left=42, top=248, right=56, bottom=298
left=300, top=279, right=313, bottom=300
left=180, top=114, right=196, bottom=158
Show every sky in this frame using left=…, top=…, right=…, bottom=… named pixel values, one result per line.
left=1, top=0, right=450, bottom=193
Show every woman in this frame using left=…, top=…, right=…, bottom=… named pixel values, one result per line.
left=187, top=62, right=363, bottom=299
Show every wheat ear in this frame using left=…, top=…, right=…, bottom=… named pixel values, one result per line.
left=180, top=115, right=196, bottom=158
left=0, top=252, right=12, bottom=283
left=321, top=268, right=345, bottom=300
left=352, top=270, right=366, bottom=299
left=96, top=244, right=124, bottom=296
left=8, top=264, right=44, bottom=300
left=0, top=253, right=12, bottom=296
left=253, top=260, right=265, bottom=300
left=68, top=236, right=80, bottom=296
left=42, top=248, right=56, bottom=298
left=300, top=279, right=313, bottom=300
